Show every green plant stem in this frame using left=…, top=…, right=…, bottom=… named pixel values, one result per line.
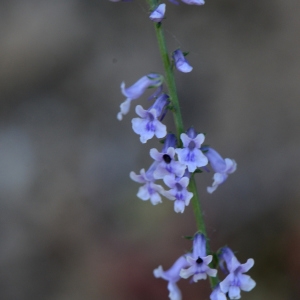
left=147, top=0, right=219, bottom=289
left=147, top=1, right=184, bottom=140
left=189, top=175, right=219, bottom=288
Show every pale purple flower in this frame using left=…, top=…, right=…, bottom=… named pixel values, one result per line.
left=180, top=233, right=217, bottom=281
left=163, top=174, right=193, bottom=213
left=154, top=255, right=189, bottom=300
left=181, top=0, right=205, bottom=4
left=150, top=134, right=186, bottom=179
left=168, top=0, right=204, bottom=4
left=172, top=49, right=193, bottom=73
left=219, top=247, right=256, bottom=299
left=175, top=127, right=208, bottom=172
left=130, top=162, right=165, bottom=205
left=202, top=147, right=237, bottom=193
left=210, top=284, right=227, bottom=300
left=131, top=94, right=169, bottom=143
left=117, top=73, right=163, bottom=120
left=149, top=4, right=166, bottom=22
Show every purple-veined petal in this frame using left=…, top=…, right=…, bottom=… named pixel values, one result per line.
left=132, top=106, right=167, bottom=143
left=149, top=4, right=166, bottom=22
left=219, top=247, right=256, bottom=298
left=172, top=49, right=193, bottom=73
left=193, top=233, right=207, bottom=258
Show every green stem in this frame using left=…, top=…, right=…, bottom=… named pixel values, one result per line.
left=189, top=175, right=206, bottom=234
left=189, top=175, right=219, bottom=288
left=147, top=0, right=219, bottom=289
left=147, top=1, right=184, bottom=140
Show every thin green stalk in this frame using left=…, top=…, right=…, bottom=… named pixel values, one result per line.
left=147, top=1, right=184, bottom=139
left=153, top=23, right=185, bottom=139
left=189, top=175, right=207, bottom=234
left=147, top=0, right=219, bottom=288
left=189, top=175, right=219, bottom=288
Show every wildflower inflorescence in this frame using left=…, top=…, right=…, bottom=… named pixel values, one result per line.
left=113, top=0, right=256, bottom=299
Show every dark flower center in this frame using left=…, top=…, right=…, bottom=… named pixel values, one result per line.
left=147, top=112, right=155, bottom=121
left=163, top=154, right=172, bottom=164
left=196, top=257, right=203, bottom=264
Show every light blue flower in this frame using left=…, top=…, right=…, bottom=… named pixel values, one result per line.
left=163, top=174, right=193, bottom=213
left=181, top=0, right=205, bottom=5
left=175, top=127, right=208, bottom=172
left=150, top=134, right=186, bottom=179
left=130, top=162, right=165, bottom=205
left=172, top=49, right=193, bottom=73
left=180, top=233, right=217, bottom=281
left=219, top=247, right=256, bottom=299
left=154, top=255, right=189, bottom=300
left=202, top=147, right=237, bottom=193
left=210, top=284, right=227, bottom=300
left=168, top=0, right=204, bottom=4
left=131, top=94, right=169, bottom=143
left=149, top=4, right=166, bottom=22
left=117, top=73, right=163, bottom=120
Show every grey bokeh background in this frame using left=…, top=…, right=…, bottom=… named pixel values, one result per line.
left=0, top=0, right=299, bottom=299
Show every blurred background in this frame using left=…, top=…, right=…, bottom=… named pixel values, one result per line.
left=0, top=0, right=299, bottom=299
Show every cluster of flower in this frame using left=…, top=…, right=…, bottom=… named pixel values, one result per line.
left=154, top=233, right=256, bottom=300
left=118, top=71, right=236, bottom=212
left=114, top=1, right=256, bottom=300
